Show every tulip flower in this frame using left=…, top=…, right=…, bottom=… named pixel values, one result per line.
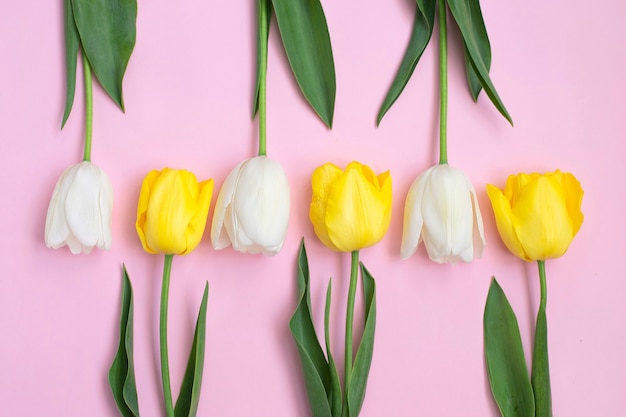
left=400, top=164, right=485, bottom=263
left=310, top=161, right=392, bottom=253
left=486, top=170, right=584, bottom=262
left=484, top=170, right=584, bottom=417
left=134, top=167, right=213, bottom=417
left=294, top=161, right=390, bottom=417
left=136, top=168, right=213, bottom=255
left=45, top=161, right=113, bottom=254
left=210, top=156, right=290, bottom=256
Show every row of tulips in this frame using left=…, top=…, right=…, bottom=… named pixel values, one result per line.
left=45, top=159, right=583, bottom=265
left=44, top=156, right=583, bottom=417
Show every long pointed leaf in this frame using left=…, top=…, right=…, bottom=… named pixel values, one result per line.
left=452, top=0, right=491, bottom=101
left=108, top=266, right=140, bottom=417
left=377, top=0, right=436, bottom=125
left=289, top=241, right=333, bottom=417
left=174, top=282, right=209, bottom=417
left=62, top=0, right=80, bottom=128
left=447, top=0, right=513, bottom=124
left=324, top=281, right=342, bottom=417
left=346, top=263, right=376, bottom=417
left=70, top=0, right=137, bottom=112
left=484, top=278, right=534, bottom=417
left=531, top=304, right=552, bottom=417
left=253, top=0, right=272, bottom=116
left=271, top=0, right=336, bottom=128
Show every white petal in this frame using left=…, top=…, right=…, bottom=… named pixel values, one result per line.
left=65, top=163, right=105, bottom=249
left=97, top=167, right=114, bottom=250
left=400, top=167, right=434, bottom=259
left=468, top=177, right=486, bottom=259
left=211, top=160, right=246, bottom=250
left=45, top=163, right=81, bottom=249
left=232, top=157, right=290, bottom=256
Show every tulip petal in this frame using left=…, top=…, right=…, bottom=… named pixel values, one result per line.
left=555, top=170, right=584, bottom=237
left=324, top=166, right=389, bottom=252
left=511, top=176, right=573, bottom=260
left=232, top=157, right=290, bottom=256
left=310, top=163, right=343, bottom=251
left=45, top=164, right=80, bottom=249
left=469, top=178, right=486, bottom=259
left=65, top=163, right=111, bottom=252
left=420, top=166, right=476, bottom=263
left=400, top=167, right=432, bottom=259
left=97, top=169, right=114, bottom=251
left=185, top=178, right=213, bottom=255
left=136, top=170, right=160, bottom=254
left=486, top=183, right=529, bottom=261
left=211, top=160, right=246, bottom=251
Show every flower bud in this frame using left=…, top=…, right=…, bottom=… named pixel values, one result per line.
left=310, top=161, right=392, bottom=252
left=486, top=170, right=583, bottom=261
left=211, top=156, right=290, bottom=256
left=136, top=168, right=213, bottom=255
left=45, top=161, right=113, bottom=254
left=401, top=164, right=485, bottom=263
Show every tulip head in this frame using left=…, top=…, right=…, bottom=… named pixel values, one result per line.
left=136, top=168, right=213, bottom=255
left=211, top=156, right=290, bottom=256
left=486, top=170, right=583, bottom=262
left=401, top=164, right=485, bottom=263
left=45, top=161, right=114, bottom=254
left=310, top=161, right=392, bottom=252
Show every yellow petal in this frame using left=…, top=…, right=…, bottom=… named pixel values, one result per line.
left=136, top=170, right=160, bottom=254
left=310, top=163, right=343, bottom=251
left=511, top=175, right=573, bottom=260
left=553, top=170, right=584, bottom=237
left=486, top=183, right=529, bottom=261
left=183, top=178, right=214, bottom=255
left=325, top=166, right=390, bottom=251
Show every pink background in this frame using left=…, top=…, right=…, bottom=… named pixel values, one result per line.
left=1, top=0, right=625, bottom=416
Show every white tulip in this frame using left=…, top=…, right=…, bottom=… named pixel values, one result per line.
left=211, top=156, right=290, bottom=256
left=45, top=161, right=114, bottom=254
left=401, top=164, right=485, bottom=263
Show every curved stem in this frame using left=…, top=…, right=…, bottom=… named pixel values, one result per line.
left=258, top=0, right=269, bottom=157
left=537, top=260, right=547, bottom=310
left=160, top=254, right=175, bottom=417
left=342, top=250, right=360, bottom=416
left=82, top=52, right=93, bottom=162
left=438, top=0, right=448, bottom=165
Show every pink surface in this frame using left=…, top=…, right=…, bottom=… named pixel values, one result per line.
left=1, top=1, right=625, bottom=416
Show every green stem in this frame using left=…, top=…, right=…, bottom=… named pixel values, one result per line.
left=537, top=261, right=547, bottom=311
left=160, top=254, right=175, bottom=417
left=438, top=0, right=448, bottom=165
left=342, top=250, right=360, bottom=417
left=258, top=0, right=268, bottom=157
left=82, top=52, right=93, bottom=162
left=532, top=260, right=553, bottom=417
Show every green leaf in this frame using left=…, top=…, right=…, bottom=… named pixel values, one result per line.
left=453, top=0, right=491, bottom=101
left=346, top=263, right=376, bottom=417
left=484, top=278, right=534, bottom=417
left=324, top=281, right=343, bottom=417
left=271, top=0, right=336, bottom=128
left=289, top=241, right=334, bottom=417
left=376, top=0, right=436, bottom=125
left=253, top=0, right=272, bottom=116
left=62, top=0, right=80, bottom=128
left=531, top=304, right=553, bottom=417
left=174, top=282, right=209, bottom=417
left=447, top=0, right=513, bottom=124
left=70, top=0, right=137, bottom=112
left=108, top=266, right=140, bottom=417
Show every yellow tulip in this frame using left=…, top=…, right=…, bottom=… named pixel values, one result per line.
left=486, top=170, right=583, bottom=261
left=310, top=161, right=392, bottom=252
left=136, top=168, right=214, bottom=255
